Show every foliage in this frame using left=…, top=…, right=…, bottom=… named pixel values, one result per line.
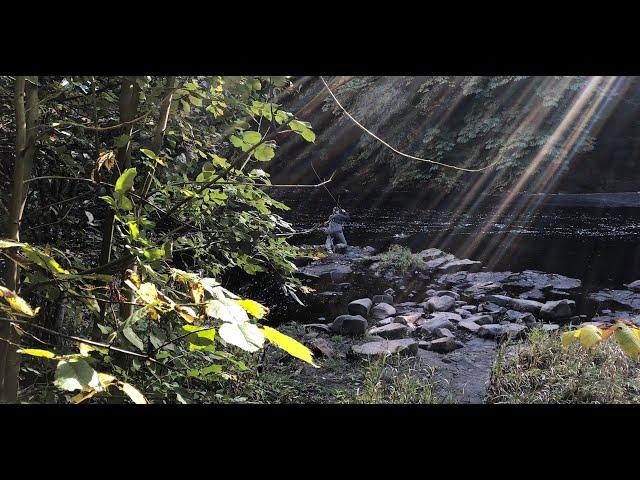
left=488, top=327, right=640, bottom=404
left=372, top=244, right=425, bottom=275
left=0, top=75, right=320, bottom=403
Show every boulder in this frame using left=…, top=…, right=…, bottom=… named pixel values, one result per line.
left=331, top=315, right=368, bottom=336
left=367, top=323, right=408, bottom=340
left=438, top=259, right=482, bottom=274
left=373, top=294, right=394, bottom=305
left=418, top=248, right=447, bottom=260
left=485, top=295, right=544, bottom=314
left=375, top=317, right=394, bottom=326
left=394, top=313, right=423, bottom=325
left=424, top=254, right=456, bottom=271
left=458, top=320, right=481, bottom=333
left=505, top=324, right=526, bottom=339
left=542, top=324, right=560, bottom=332
left=519, top=289, right=546, bottom=301
left=428, top=312, right=463, bottom=325
left=308, top=338, right=339, bottom=358
left=466, top=314, right=494, bottom=325
left=503, top=270, right=581, bottom=291
left=460, top=305, right=478, bottom=313
left=421, top=337, right=464, bottom=353
left=415, top=317, right=455, bottom=336
left=436, top=290, right=460, bottom=300
left=589, top=289, right=640, bottom=310
left=371, top=303, right=397, bottom=320
left=626, top=280, right=640, bottom=292
left=503, top=310, right=537, bottom=325
left=455, top=308, right=472, bottom=319
left=348, top=298, right=373, bottom=317
left=425, top=295, right=456, bottom=312
left=435, top=328, right=455, bottom=338
left=352, top=339, right=419, bottom=357
left=477, top=324, right=508, bottom=339
left=540, top=299, right=576, bottom=320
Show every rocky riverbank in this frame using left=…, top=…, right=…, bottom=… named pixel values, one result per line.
left=292, top=245, right=640, bottom=402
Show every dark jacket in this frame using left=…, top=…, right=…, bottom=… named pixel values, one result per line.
left=327, top=211, right=349, bottom=234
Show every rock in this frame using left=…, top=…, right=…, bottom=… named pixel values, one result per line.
left=589, top=289, right=640, bottom=310
left=371, top=303, right=397, bottom=320
left=477, top=324, right=508, bottom=339
left=426, top=295, right=456, bottom=312
left=540, top=299, right=576, bottom=320
left=436, top=290, right=460, bottom=300
left=376, top=317, right=394, bottom=326
left=428, top=311, right=463, bottom=323
left=519, top=289, right=546, bottom=301
left=348, top=298, right=373, bottom=317
left=503, top=310, right=536, bottom=325
left=308, top=338, right=339, bottom=358
left=394, top=313, right=423, bottom=325
left=368, top=323, right=408, bottom=339
left=455, top=308, right=472, bottom=319
left=466, top=314, right=494, bottom=325
left=435, top=328, right=455, bottom=338
left=626, top=280, right=640, bottom=292
left=478, top=302, right=506, bottom=315
left=542, top=324, right=560, bottom=332
left=438, top=259, right=482, bottom=274
left=458, top=320, right=481, bottom=333
left=461, top=305, right=478, bottom=313
left=417, top=248, right=447, bottom=260
left=485, top=294, right=544, bottom=314
left=505, top=324, right=526, bottom=339
left=422, top=337, right=465, bottom=353
left=424, top=254, right=457, bottom=271
left=547, top=289, right=572, bottom=300
left=373, top=294, right=394, bottom=305
left=455, top=300, right=467, bottom=307
left=352, top=339, right=419, bottom=357
left=330, top=315, right=368, bottom=336
left=303, top=323, right=332, bottom=333
left=396, top=301, right=418, bottom=308
left=415, top=317, right=455, bottom=336
left=503, top=270, right=581, bottom=291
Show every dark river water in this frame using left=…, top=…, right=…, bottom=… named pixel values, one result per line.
left=280, top=192, right=640, bottom=292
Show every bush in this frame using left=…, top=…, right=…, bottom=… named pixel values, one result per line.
left=487, top=327, right=640, bottom=404
left=373, top=244, right=425, bottom=275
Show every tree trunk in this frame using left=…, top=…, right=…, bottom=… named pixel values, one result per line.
left=95, top=78, right=140, bottom=334
left=0, top=76, right=39, bottom=402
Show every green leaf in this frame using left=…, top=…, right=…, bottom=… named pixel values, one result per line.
left=290, top=120, right=316, bottom=142
left=242, top=131, right=262, bottom=145
left=181, top=325, right=216, bottom=350
left=205, top=299, right=249, bottom=324
left=54, top=359, right=101, bottom=392
left=22, top=245, right=70, bottom=275
left=115, top=167, right=137, bottom=193
left=114, top=134, right=130, bottom=148
left=218, top=322, right=264, bottom=353
left=0, top=239, right=24, bottom=249
left=122, top=326, right=144, bottom=351
left=140, top=148, right=157, bottom=160
left=188, top=95, right=203, bottom=107
left=254, top=144, right=275, bottom=162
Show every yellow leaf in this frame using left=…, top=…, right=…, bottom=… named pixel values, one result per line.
left=137, top=282, right=158, bottom=304
left=236, top=299, right=269, bottom=319
left=70, top=389, right=98, bottom=404
left=561, top=330, right=578, bottom=348
left=577, top=325, right=602, bottom=348
left=78, top=343, right=108, bottom=356
left=0, top=286, right=40, bottom=317
left=98, top=373, right=117, bottom=389
left=615, top=323, right=640, bottom=359
left=17, top=348, right=57, bottom=359
left=119, top=382, right=147, bottom=404
left=176, top=304, right=198, bottom=323
left=261, top=326, right=317, bottom=367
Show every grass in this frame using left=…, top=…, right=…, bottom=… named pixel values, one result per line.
left=373, top=244, right=426, bottom=276
left=487, top=327, right=640, bottom=404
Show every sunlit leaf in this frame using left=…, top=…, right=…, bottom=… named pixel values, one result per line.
left=137, top=282, right=158, bottom=304
left=577, top=324, right=602, bottom=348
left=115, top=167, right=137, bottom=193
left=218, top=322, right=264, bottom=352
left=17, top=348, right=57, bottom=359
left=615, top=323, right=640, bottom=358
left=54, top=359, right=101, bottom=392
left=236, top=299, right=269, bottom=319
left=261, top=326, right=317, bottom=366
left=0, top=286, right=40, bottom=317
left=119, top=382, right=147, bottom=404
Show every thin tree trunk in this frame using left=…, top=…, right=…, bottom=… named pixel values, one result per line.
left=0, top=76, right=39, bottom=402
left=95, top=77, right=140, bottom=334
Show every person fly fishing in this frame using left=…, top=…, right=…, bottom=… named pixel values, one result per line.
left=325, top=206, right=350, bottom=253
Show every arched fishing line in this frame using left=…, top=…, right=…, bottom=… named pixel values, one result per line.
left=320, top=76, right=504, bottom=173
left=310, top=159, right=341, bottom=209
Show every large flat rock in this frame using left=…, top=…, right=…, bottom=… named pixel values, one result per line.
left=352, top=339, right=419, bottom=357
